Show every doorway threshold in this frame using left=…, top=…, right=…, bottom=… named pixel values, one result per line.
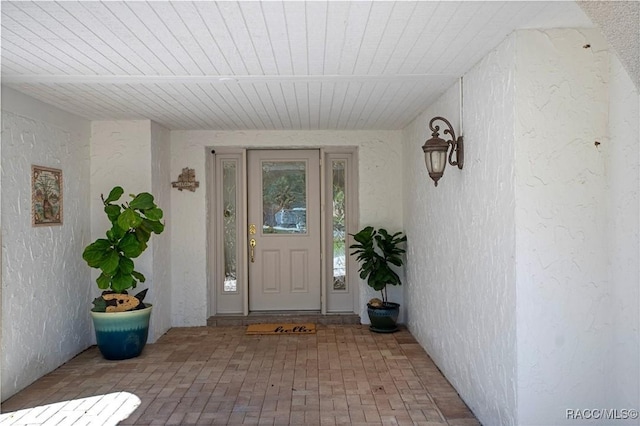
left=207, top=311, right=361, bottom=327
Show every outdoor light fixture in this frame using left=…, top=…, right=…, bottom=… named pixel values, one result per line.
left=421, top=116, right=464, bottom=186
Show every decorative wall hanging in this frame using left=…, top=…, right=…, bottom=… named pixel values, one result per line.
left=32, top=165, right=63, bottom=226
left=172, top=167, right=199, bottom=192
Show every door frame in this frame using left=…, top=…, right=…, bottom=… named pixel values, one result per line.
left=207, top=146, right=359, bottom=316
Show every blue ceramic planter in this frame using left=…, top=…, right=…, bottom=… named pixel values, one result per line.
left=367, top=302, right=400, bottom=333
left=91, top=305, right=152, bottom=360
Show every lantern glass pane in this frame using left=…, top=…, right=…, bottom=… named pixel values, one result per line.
left=425, top=150, right=447, bottom=174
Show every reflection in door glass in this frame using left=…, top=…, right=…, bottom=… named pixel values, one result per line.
left=223, top=161, right=237, bottom=292
left=262, top=161, right=307, bottom=234
left=332, top=160, right=346, bottom=291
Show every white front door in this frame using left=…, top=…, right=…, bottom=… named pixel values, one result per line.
left=247, top=150, right=321, bottom=311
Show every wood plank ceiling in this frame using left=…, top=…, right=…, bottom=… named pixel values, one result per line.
left=1, top=1, right=593, bottom=130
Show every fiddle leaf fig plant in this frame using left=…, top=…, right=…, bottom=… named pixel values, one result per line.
left=83, top=186, right=164, bottom=311
left=349, top=226, right=407, bottom=305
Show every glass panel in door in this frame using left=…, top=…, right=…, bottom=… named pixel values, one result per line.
left=332, top=160, right=346, bottom=291
left=261, top=161, right=307, bottom=234
left=222, top=160, right=238, bottom=292
left=214, top=152, right=244, bottom=315
left=325, top=151, right=357, bottom=313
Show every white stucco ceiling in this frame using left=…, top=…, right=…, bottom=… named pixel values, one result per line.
left=1, top=1, right=595, bottom=130
left=578, top=0, right=640, bottom=89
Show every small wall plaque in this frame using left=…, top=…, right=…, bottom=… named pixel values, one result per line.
left=172, top=167, right=199, bottom=192
left=32, top=165, right=63, bottom=226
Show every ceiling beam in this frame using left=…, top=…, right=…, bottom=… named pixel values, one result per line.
left=1, top=73, right=458, bottom=84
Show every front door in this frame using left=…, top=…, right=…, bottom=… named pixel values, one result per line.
left=247, top=150, right=321, bottom=311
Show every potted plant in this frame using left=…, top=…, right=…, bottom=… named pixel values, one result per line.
left=349, top=226, right=407, bottom=333
left=82, top=186, right=165, bottom=360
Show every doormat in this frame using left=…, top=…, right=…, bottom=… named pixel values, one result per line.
left=246, top=323, right=316, bottom=335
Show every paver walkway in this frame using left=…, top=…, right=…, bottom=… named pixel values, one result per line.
left=1, top=325, right=480, bottom=425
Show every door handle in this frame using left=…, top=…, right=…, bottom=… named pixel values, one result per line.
left=249, top=238, right=256, bottom=263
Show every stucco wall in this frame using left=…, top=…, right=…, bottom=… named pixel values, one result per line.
left=403, top=28, right=635, bottom=426
left=606, top=54, right=640, bottom=415
left=402, top=35, right=517, bottom=426
left=0, top=88, right=3, bottom=404
left=90, top=121, right=152, bottom=321
left=90, top=121, right=152, bottom=231
left=150, top=122, right=172, bottom=341
left=90, top=120, right=169, bottom=343
left=514, top=29, right=610, bottom=425
left=170, top=130, right=403, bottom=326
left=1, top=87, right=92, bottom=401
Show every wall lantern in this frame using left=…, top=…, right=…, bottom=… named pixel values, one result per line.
left=421, top=116, right=464, bottom=186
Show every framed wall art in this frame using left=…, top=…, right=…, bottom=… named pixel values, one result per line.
left=32, top=165, right=63, bottom=226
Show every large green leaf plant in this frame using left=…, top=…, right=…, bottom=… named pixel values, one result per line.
left=349, top=226, right=407, bottom=305
left=83, top=186, right=164, bottom=311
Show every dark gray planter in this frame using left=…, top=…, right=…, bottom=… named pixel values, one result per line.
left=367, top=302, right=400, bottom=333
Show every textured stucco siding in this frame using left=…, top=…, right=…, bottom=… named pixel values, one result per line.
left=1, top=87, right=92, bottom=401
left=169, top=130, right=403, bottom=326
left=90, top=121, right=153, bottom=327
left=402, top=28, right=637, bottom=425
left=605, top=54, right=640, bottom=414
left=514, top=29, right=610, bottom=425
left=90, top=120, right=152, bottom=236
left=402, top=35, right=517, bottom=426
left=90, top=120, right=170, bottom=344
left=150, top=122, right=172, bottom=341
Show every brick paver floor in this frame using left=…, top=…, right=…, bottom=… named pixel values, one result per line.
left=1, top=325, right=480, bottom=425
